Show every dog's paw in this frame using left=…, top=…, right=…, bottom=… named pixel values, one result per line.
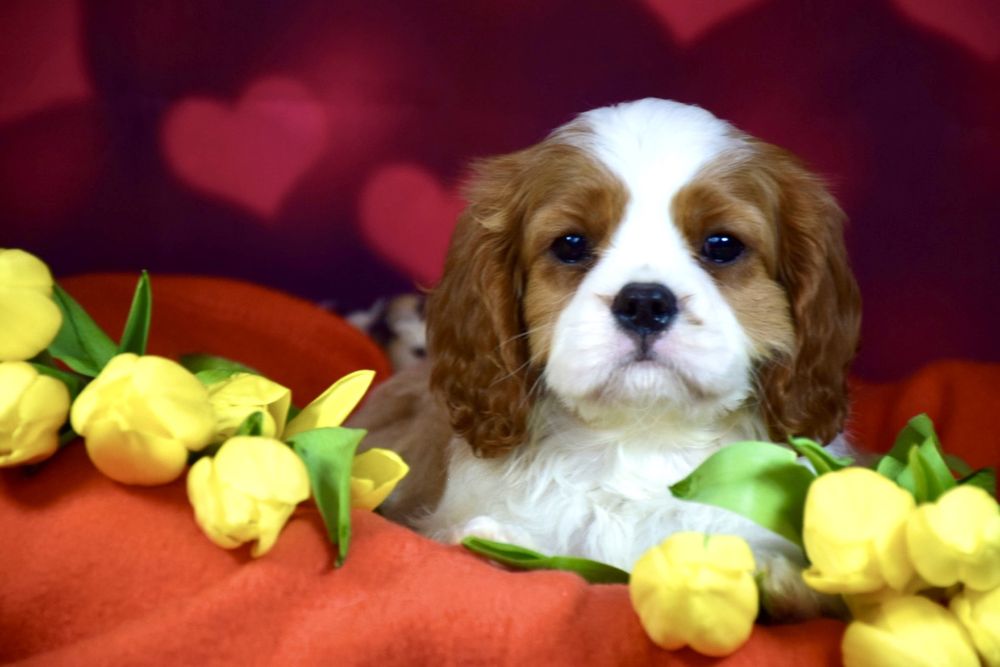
left=756, top=553, right=846, bottom=622
left=447, top=515, right=529, bottom=547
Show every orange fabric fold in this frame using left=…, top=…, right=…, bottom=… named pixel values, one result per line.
left=1, top=275, right=997, bottom=665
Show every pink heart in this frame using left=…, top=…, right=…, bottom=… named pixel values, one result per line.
left=161, top=77, right=329, bottom=219
left=358, top=164, right=466, bottom=286
left=639, top=0, right=766, bottom=47
left=0, top=0, right=92, bottom=124
left=891, top=0, right=999, bottom=61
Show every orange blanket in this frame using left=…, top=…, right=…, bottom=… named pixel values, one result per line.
left=2, top=275, right=997, bottom=665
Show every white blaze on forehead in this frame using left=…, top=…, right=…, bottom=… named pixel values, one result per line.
left=564, top=98, right=737, bottom=193
left=558, top=99, right=741, bottom=290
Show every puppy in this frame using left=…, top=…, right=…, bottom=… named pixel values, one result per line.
left=350, top=98, right=860, bottom=619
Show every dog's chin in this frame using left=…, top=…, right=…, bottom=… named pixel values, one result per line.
left=548, top=347, right=750, bottom=426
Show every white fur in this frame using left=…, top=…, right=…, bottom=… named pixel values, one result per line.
left=418, top=100, right=831, bottom=618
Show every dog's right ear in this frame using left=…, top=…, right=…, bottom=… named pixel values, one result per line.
left=426, top=152, right=534, bottom=458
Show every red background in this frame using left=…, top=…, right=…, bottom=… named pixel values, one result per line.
left=2, top=0, right=998, bottom=381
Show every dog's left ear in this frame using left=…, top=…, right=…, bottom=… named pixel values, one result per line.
left=753, top=144, right=862, bottom=443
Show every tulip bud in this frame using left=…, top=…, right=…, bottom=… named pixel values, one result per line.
left=906, top=485, right=1000, bottom=592
left=71, top=354, right=215, bottom=485
left=802, top=467, right=916, bottom=595
left=951, top=585, right=1000, bottom=667
left=350, top=448, right=409, bottom=510
left=0, top=361, right=70, bottom=466
left=0, top=249, right=62, bottom=362
left=204, top=372, right=291, bottom=442
left=187, top=436, right=310, bottom=556
left=842, top=596, right=980, bottom=667
left=629, top=532, right=758, bottom=657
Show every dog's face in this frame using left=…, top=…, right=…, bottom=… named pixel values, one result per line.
left=428, top=99, right=860, bottom=456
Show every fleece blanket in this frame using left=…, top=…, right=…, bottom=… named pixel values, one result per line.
left=2, top=274, right=998, bottom=666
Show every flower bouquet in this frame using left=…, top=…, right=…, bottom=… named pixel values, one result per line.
left=0, top=248, right=408, bottom=564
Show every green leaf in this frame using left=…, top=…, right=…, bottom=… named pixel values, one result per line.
left=288, top=427, right=367, bottom=567
left=875, top=453, right=907, bottom=481
left=943, top=454, right=975, bottom=478
left=461, top=536, right=630, bottom=584
left=194, top=368, right=246, bottom=386
left=884, top=414, right=940, bottom=465
left=48, top=284, right=117, bottom=376
left=916, top=438, right=956, bottom=500
left=670, top=442, right=815, bottom=548
left=180, top=353, right=261, bottom=376
left=28, top=362, right=87, bottom=401
left=876, top=414, right=949, bottom=494
left=789, top=436, right=854, bottom=475
left=957, top=467, right=997, bottom=496
left=117, top=271, right=152, bottom=355
left=901, top=439, right=957, bottom=504
left=234, top=411, right=265, bottom=437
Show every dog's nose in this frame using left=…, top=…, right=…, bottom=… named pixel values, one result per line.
left=611, top=282, right=678, bottom=336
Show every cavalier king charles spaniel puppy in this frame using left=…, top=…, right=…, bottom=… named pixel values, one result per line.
left=350, top=98, right=860, bottom=619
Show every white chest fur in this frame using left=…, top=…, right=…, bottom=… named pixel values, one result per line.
left=416, top=401, right=798, bottom=571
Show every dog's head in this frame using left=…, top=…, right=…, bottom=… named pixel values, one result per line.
left=427, top=99, right=860, bottom=457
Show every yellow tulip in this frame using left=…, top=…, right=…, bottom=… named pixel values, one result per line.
left=187, top=436, right=310, bottom=557
left=0, top=361, right=70, bottom=466
left=205, top=372, right=291, bottom=442
left=629, top=532, right=758, bottom=657
left=283, top=370, right=374, bottom=439
left=350, top=448, right=409, bottom=510
left=0, top=249, right=62, bottom=362
left=906, top=485, right=1000, bottom=591
left=802, top=467, right=916, bottom=595
left=71, top=354, right=215, bottom=485
left=951, top=585, right=1000, bottom=667
left=842, top=595, right=980, bottom=667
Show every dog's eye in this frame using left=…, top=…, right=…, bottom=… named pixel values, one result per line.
left=550, top=234, right=592, bottom=264
left=701, top=234, right=744, bottom=264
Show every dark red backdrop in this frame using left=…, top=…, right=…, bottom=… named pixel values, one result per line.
left=2, top=0, right=998, bottom=380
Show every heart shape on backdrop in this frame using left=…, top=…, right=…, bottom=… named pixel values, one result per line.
left=638, top=0, right=766, bottom=47
left=358, top=164, right=466, bottom=286
left=161, top=77, right=329, bottom=220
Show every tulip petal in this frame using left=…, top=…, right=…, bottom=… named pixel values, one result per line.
left=0, top=288, right=62, bottom=362
left=283, top=370, right=374, bottom=438
left=205, top=373, right=292, bottom=442
left=951, top=586, right=1000, bottom=667
left=350, top=448, right=409, bottom=510
left=842, top=596, right=980, bottom=667
left=0, top=362, right=69, bottom=466
left=85, top=419, right=189, bottom=485
left=213, top=436, right=310, bottom=505
left=906, top=485, right=1000, bottom=591
left=0, top=248, right=55, bottom=291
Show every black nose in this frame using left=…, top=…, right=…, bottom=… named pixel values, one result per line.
left=611, top=282, right=678, bottom=336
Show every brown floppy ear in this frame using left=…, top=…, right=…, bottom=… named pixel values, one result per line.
left=426, top=153, right=534, bottom=458
left=753, top=144, right=862, bottom=443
